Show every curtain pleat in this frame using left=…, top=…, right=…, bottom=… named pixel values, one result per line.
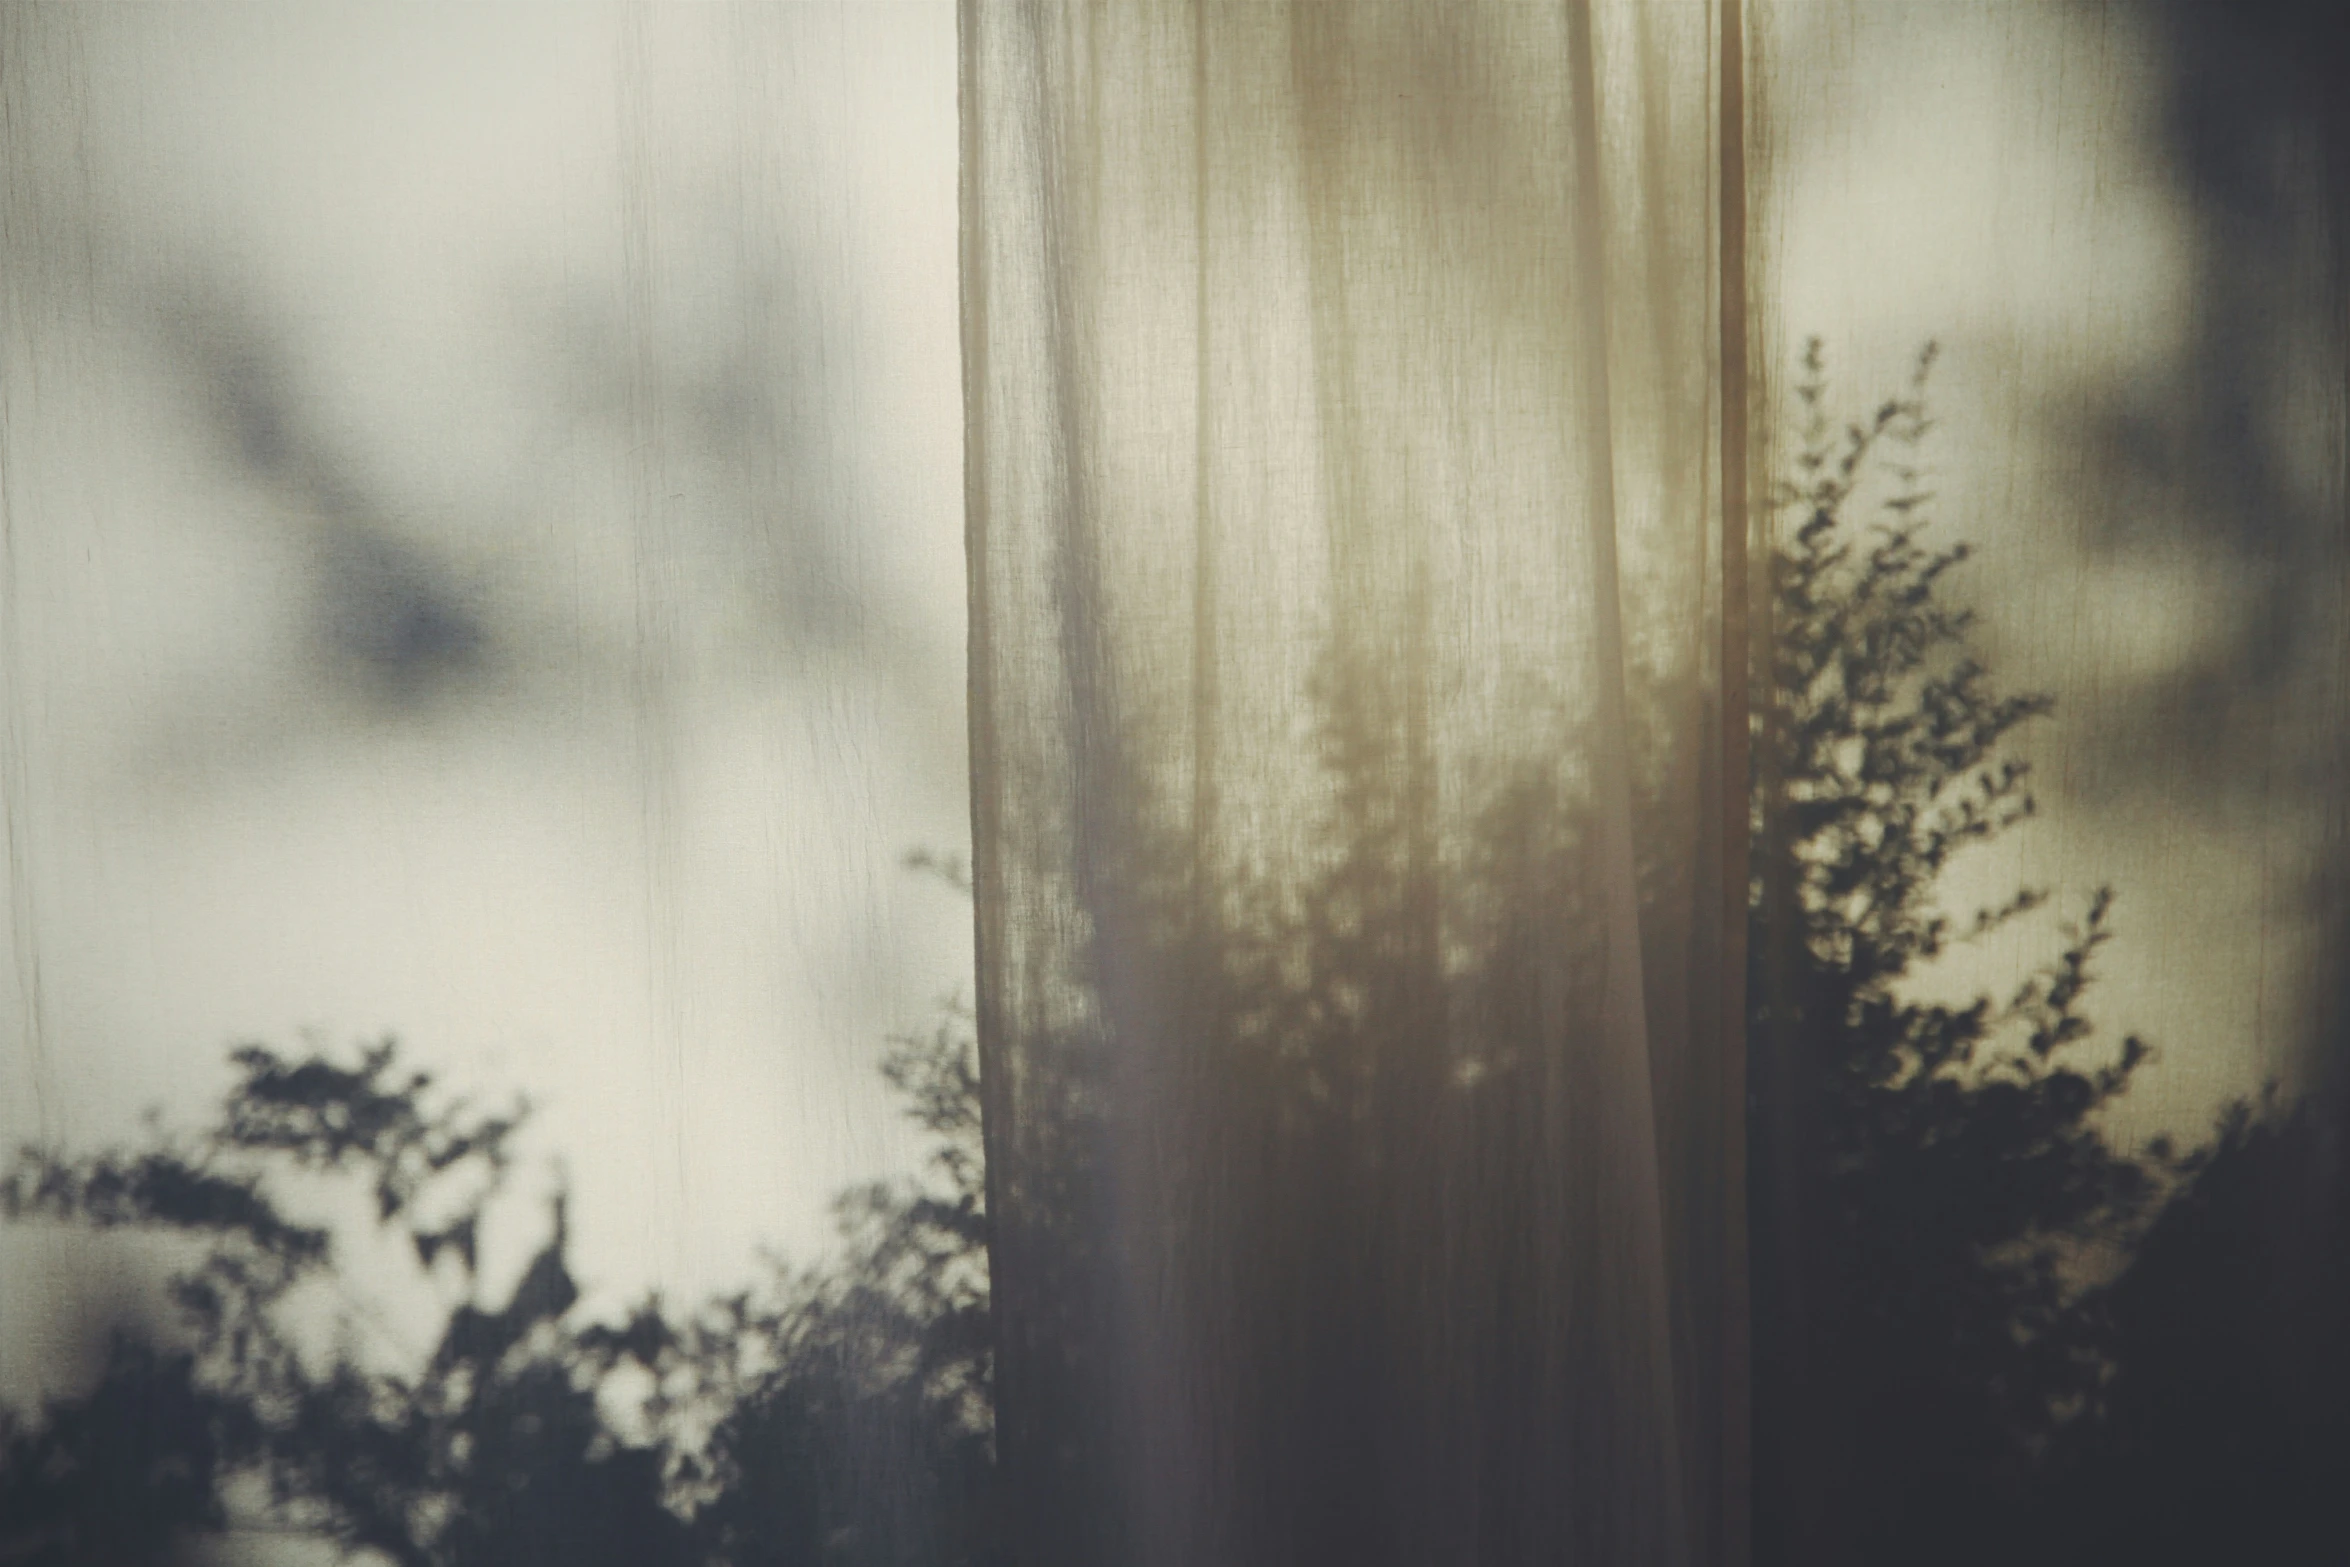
left=962, top=3, right=1749, bottom=1560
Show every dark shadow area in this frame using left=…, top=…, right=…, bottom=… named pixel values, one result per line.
left=2031, top=1094, right=2350, bottom=1563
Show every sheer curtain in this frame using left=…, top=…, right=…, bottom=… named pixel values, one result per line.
left=961, top=3, right=1749, bottom=1561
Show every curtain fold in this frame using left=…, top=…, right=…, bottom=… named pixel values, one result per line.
left=962, top=3, right=1750, bottom=1560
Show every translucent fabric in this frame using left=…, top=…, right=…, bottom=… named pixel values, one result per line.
left=961, top=4, right=1750, bottom=1561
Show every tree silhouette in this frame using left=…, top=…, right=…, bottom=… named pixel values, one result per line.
left=683, top=1006, right=1005, bottom=1567
left=0, top=1039, right=688, bottom=1566
left=992, top=341, right=2194, bottom=1566
left=1748, top=343, right=2173, bottom=1567
left=0, top=1340, right=255, bottom=1567
left=0, top=1015, right=1000, bottom=1567
left=2032, top=1088, right=2350, bottom=1565
left=976, top=504, right=1712, bottom=1561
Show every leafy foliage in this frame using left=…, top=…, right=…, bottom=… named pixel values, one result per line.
left=2036, top=1090, right=2350, bottom=1565
left=0, top=1340, right=254, bottom=1567
left=1750, top=343, right=2174, bottom=1565
left=0, top=1018, right=998, bottom=1567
